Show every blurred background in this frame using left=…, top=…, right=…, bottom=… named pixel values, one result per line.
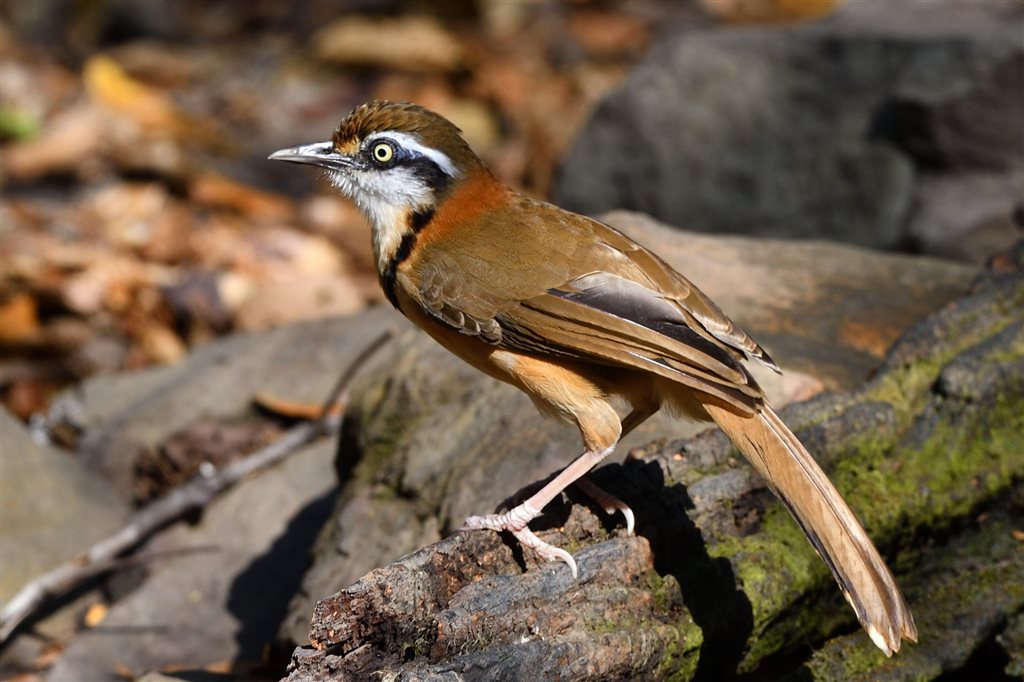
left=1, top=0, right=1020, bottom=423
left=0, top=0, right=671, bottom=423
left=1, top=0, right=1021, bottom=680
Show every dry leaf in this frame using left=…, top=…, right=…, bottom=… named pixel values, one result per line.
left=566, top=11, right=650, bottom=58
left=0, top=292, right=40, bottom=344
left=314, top=16, right=464, bottom=71
left=1, top=378, right=51, bottom=420
left=83, top=602, right=109, bottom=628
left=83, top=55, right=184, bottom=132
left=189, top=172, right=294, bottom=223
left=133, top=417, right=280, bottom=503
left=83, top=54, right=221, bottom=151
left=1, top=104, right=105, bottom=181
left=86, top=182, right=172, bottom=250
left=136, top=321, right=186, bottom=364
left=253, top=393, right=328, bottom=420
left=698, top=0, right=839, bottom=24
left=1012, top=529, right=1024, bottom=542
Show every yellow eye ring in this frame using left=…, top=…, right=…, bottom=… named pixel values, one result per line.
left=372, top=142, right=394, bottom=164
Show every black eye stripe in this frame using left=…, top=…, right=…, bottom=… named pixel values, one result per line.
left=364, top=139, right=452, bottom=194
left=405, top=156, right=452, bottom=194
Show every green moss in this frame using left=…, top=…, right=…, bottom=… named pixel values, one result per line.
left=643, top=571, right=676, bottom=613
left=706, top=334, right=1024, bottom=671
left=653, top=619, right=703, bottom=682
left=709, top=503, right=832, bottom=666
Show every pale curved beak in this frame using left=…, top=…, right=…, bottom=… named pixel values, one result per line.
left=268, top=141, right=353, bottom=171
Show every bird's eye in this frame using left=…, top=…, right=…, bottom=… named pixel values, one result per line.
left=372, top=142, right=394, bottom=164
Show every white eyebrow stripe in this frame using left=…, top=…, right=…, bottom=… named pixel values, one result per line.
left=364, top=130, right=460, bottom=178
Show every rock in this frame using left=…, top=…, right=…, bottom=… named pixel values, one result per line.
left=45, top=437, right=337, bottom=681
left=0, top=407, right=127, bottom=670
left=30, top=304, right=403, bottom=679
left=47, top=305, right=402, bottom=500
left=278, top=211, right=976, bottom=647
left=907, top=170, right=1024, bottom=263
left=554, top=2, right=1024, bottom=256
left=285, top=244, right=1024, bottom=680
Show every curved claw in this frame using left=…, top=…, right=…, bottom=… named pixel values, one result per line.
left=462, top=506, right=579, bottom=579
left=575, top=478, right=635, bottom=536
left=512, top=526, right=578, bottom=579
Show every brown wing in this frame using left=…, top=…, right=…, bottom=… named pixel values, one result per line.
left=406, top=197, right=775, bottom=413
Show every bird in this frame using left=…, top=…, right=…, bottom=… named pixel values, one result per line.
left=269, top=100, right=917, bottom=655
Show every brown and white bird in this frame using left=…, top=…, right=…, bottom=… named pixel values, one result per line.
left=270, top=100, right=917, bottom=655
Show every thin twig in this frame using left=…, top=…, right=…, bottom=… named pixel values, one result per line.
left=0, top=328, right=394, bottom=643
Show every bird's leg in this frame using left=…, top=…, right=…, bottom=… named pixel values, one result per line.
left=462, top=407, right=656, bottom=577
left=463, top=443, right=615, bottom=578
left=573, top=405, right=657, bottom=537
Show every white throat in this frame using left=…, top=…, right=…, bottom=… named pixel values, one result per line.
left=328, top=130, right=460, bottom=271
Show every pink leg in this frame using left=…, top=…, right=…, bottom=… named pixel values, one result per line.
left=571, top=404, right=655, bottom=537
left=462, top=406, right=657, bottom=578
left=462, top=445, right=614, bottom=578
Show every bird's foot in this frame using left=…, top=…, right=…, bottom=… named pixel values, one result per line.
left=462, top=502, right=579, bottom=578
left=574, top=478, right=635, bottom=535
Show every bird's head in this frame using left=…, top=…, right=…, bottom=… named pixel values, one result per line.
left=269, top=101, right=484, bottom=269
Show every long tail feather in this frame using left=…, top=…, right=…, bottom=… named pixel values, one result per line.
left=704, top=403, right=917, bottom=655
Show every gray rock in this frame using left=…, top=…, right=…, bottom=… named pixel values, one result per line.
left=0, top=408, right=126, bottom=602
left=280, top=211, right=978, bottom=646
left=35, top=305, right=402, bottom=678
left=46, top=438, right=336, bottom=681
left=908, top=170, right=1024, bottom=263
left=0, top=407, right=127, bottom=669
left=554, top=2, right=1024, bottom=254
left=998, top=609, right=1024, bottom=678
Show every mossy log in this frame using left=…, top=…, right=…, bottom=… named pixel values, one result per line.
left=285, top=251, right=1023, bottom=682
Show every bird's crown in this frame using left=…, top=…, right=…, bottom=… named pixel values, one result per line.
left=331, top=100, right=479, bottom=173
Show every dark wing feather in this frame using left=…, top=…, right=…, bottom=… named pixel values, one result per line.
left=592, top=227, right=780, bottom=372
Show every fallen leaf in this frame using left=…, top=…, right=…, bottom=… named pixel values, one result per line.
left=86, top=182, right=172, bottom=251
left=189, top=172, right=294, bottom=223
left=0, top=292, right=40, bottom=344
left=254, top=392, right=345, bottom=420
left=1, top=104, right=105, bottom=181
left=83, top=54, right=222, bottom=153
left=1012, top=529, right=1024, bottom=542
left=314, top=16, right=465, bottom=71
left=698, top=0, right=839, bottom=24
left=83, top=602, right=109, bottom=628
left=161, top=271, right=235, bottom=333
left=566, top=11, right=650, bottom=58
left=83, top=54, right=183, bottom=132
left=300, top=195, right=374, bottom=269
left=133, top=417, right=281, bottom=503
left=113, top=661, right=134, bottom=680
left=136, top=321, right=186, bottom=364
left=0, top=378, right=51, bottom=420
